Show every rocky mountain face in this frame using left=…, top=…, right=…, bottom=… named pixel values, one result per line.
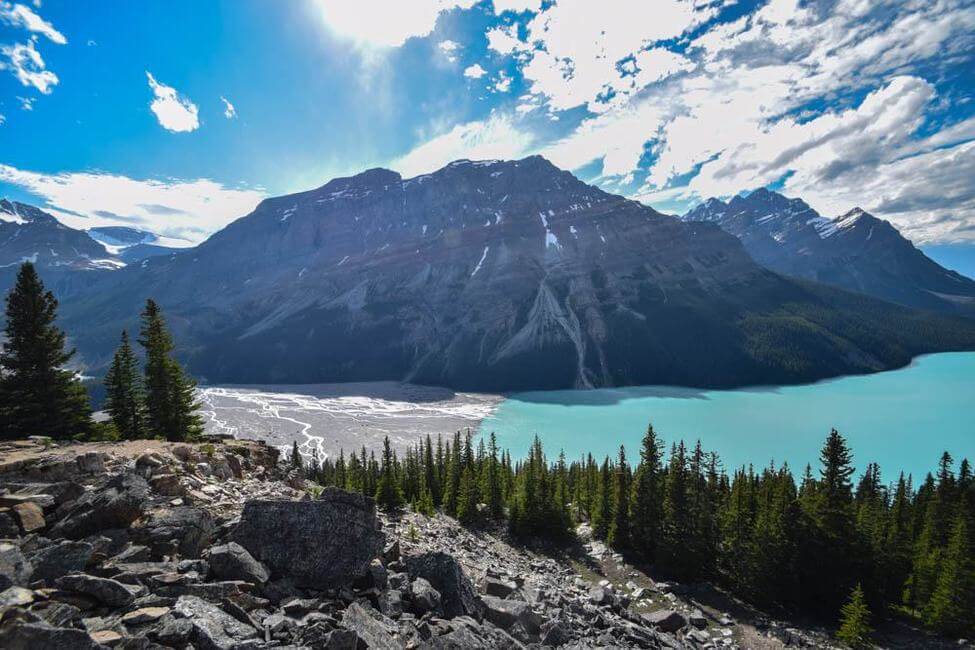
left=682, top=189, right=975, bottom=317
left=0, top=436, right=834, bottom=649
left=0, top=200, right=123, bottom=273
left=60, top=157, right=975, bottom=391
left=87, top=227, right=182, bottom=264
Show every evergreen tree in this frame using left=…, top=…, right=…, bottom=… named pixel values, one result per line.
left=836, top=583, right=873, bottom=649
left=0, top=262, right=91, bottom=439
left=923, top=512, right=975, bottom=636
left=375, top=436, right=404, bottom=511
left=456, top=465, right=480, bottom=524
left=138, top=299, right=202, bottom=441
left=608, top=445, right=631, bottom=549
left=290, top=441, right=303, bottom=470
left=103, top=330, right=145, bottom=439
left=592, top=456, right=613, bottom=540
left=631, top=423, right=665, bottom=561
left=481, top=432, right=504, bottom=519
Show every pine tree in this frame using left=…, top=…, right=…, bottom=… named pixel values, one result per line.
left=138, top=299, right=202, bottom=441
left=592, top=456, right=613, bottom=540
left=923, top=512, right=975, bottom=636
left=0, top=262, right=91, bottom=439
left=103, top=330, right=146, bottom=439
left=456, top=465, right=480, bottom=524
left=608, top=445, right=631, bottom=549
left=375, top=436, right=404, bottom=512
left=631, top=423, right=664, bottom=562
left=290, top=441, right=303, bottom=470
left=481, top=432, right=504, bottom=519
left=836, top=583, right=873, bottom=649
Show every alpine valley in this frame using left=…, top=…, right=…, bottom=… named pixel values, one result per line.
left=3, top=156, right=971, bottom=392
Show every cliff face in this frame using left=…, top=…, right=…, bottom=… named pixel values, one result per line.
left=58, top=158, right=975, bottom=390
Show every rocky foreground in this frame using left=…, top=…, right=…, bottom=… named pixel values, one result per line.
left=1, top=437, right=851, bottom=649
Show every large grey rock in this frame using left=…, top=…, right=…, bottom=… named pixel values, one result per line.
left=28, top=539, right=94, bottom=584
left=0, top=585, right=34, bottom=608
left=173, top=594, right=259, bottom=650
left=232, top=488, right=384, bottom=589
left=0, top=542, right=31, bottom=589
left=49, top=473, right=148, bottom=539
left=57, top=572, right=142, bottom=607
left=481, top=595, right=541, bottom=633
left=136, top=506, right=216, bottom=558
left=405, top=552, right=483, bottom=620
left=410, top=576, right=442, bottom=615
left=0, top=621, right=103, bottom=650
left=340, top=602, right=397, bottom=648
left=644, top=609, right=687, bottom=633
left=207, top=542, right=269, bottom=584
left=0, top=510, right=20, bottom=537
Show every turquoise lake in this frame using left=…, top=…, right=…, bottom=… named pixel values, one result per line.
left=479, top=352, right=975, bottom=482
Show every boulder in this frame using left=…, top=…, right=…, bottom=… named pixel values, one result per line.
left=410, top=577, right=442, bottom=615
left=541, top=620, right=571, bottom=647
left=588, top=585, right=616, bottom=606
left=136, top=506, right=216, bottom=558
left=49, top=473, right=148, bottom=539
left=644, top=609, right=686, bottom=633
left=173, top=594, right=259, bottom=650
left=121, top=606, right=171, bottom=625
left=0, top=585, right=34, bottom=608
left=57, top=573, right=142, bottom=608
left=32, top=601, right=82, bottom=627
left=0, top=542, right=31, bottom=589
left=405, top=552, right=483, bottom=620
left=689, top=609, right=708, bottom=629
left=379, top=588, right=404, bottom=618
left=27, top=540, right=93, bottom=585
left=481, top=576, right=517, bottom=598
left=481, top=595, right=541, bottom=633
left=0, top=621, right=104, bottom=650
left=340, top=602, right=397, bottom=648
left=207, top=542, right=269, bottom=584
left=232, top=488, right=384, bottom=589
left=0, top=509, right=20, bottom=537
left=11, top=502, right=45, bottom=533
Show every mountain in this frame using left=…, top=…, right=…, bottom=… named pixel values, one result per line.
left=682, top=189, right=975, bottom=317
left=57, top=157, right=975, bottom=391
left=0, top=199, right=123, bottom=272
left=87, top=226, right=183, bottom=263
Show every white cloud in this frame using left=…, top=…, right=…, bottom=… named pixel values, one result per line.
left=391, top=113, right=534, bottom=177
left=221, top=96, right=237, bottom=119
left=493, top=70, right=511, bottom=93
left=17, top=95, right=33, bottom=110
left=0, top=113, right=5, bottom=126
left=0, top=38, right=58, bottom=93
left=310, top=0, right=476, bottom=48
left=146, top=71, right=200, bottom=133
left=492, top=0, right=541, bottom=14
left=0, top=2, right=66, bottom=44
left=485, top=24, right=526, bottom=55
left=437, top=39, right=460, bottom=61
left=463, top=63, right=487, bottom=79
left=0, top=164, right=266, bottom=244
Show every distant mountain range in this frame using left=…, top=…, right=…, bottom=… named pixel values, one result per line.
left=31, top=156, right=974, bottom=392
left=682, top=189, right=975, bottom=317
left=87, top=226, right=183, bottom=264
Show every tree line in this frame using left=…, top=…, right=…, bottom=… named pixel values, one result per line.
left=0, top=262, right=201, bottom=441
left=296, top=426, right=974, bottom=643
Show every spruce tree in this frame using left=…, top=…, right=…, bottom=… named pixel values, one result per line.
left=923, top=512, right=975, bottom=636
left=290, top=441, right=303, bottom=470
left=0, top=262, right=91, bottom=439
left=103, top=330, right=145, bottom=439
left=631, top=423, right=664, bottom=561
left=481, top=432, right=504, bottom=519
left=592, top=456, right=612, bottom=540
left=608, top=445, right=631, bottom=549
left=375, top=436, right=404, bottom=511
left=836, top=583, right=873, bottom=649
left=138, top=299, right=202, bottom=441
left=456, top=465, right=480, bottom=524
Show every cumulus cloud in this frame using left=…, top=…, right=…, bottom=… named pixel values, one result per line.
left=463, top=63, right=486, bottom=79
left=1, top=38, right=58, bottom=93
left=0, top=2, right=66, bottom=44
left=311, top=0, right=476, bottom=48
left=391, top=113, right=534, bottom=177
left=437, top=39, right=460, bottom=61
left=221, top=96, right=237, bottom=119
left=492, top=0, right=541, bottom=13
left=146, top=71, right=200, bottom=133
left=0, top=164, right=266, bottom=244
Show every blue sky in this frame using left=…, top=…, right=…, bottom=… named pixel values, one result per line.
left=1, top=0, right=974, bottom=266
